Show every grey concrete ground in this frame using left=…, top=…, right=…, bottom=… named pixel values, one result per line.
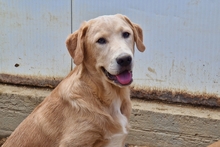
left=0, top=84, right=220, bottom=147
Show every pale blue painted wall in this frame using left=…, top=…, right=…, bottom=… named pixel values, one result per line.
left=0, top=0, right=219, bottom=96
left=72, top=0, right=220, bottom=96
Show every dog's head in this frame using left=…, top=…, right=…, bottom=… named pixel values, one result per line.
left=66, top=14, right=145, bottom=87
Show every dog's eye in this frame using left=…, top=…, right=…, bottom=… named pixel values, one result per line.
left=122, top=32, right=130, bottom=38
left=97, top=38, right=106, bottom=44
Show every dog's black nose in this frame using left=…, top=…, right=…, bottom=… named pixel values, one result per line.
left=116, top=54, right=132, bottom=67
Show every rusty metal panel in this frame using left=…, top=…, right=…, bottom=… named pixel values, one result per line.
left=72, top=0, right=220, bottom=105
left=0, top=0, right=71, bottom=85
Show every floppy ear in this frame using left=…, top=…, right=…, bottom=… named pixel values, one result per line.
left=66, top=23, right=88, bottom=65
left=117, top=14, right=146, bottom=52
left=132, top=23, right=146, bottom=52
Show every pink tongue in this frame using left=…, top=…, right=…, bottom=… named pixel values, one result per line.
left=116, top=71, right=132, bottom=85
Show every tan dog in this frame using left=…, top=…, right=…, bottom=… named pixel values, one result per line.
left=3, top=14, right=145, bottom=147
left=208, top=140, right=220, bottom=147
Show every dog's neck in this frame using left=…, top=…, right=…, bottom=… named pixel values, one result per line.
left=82, top=63, right=130, bottom=106
left=59, top=64, right=131, bottom=133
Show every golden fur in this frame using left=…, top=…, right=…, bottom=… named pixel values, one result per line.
left=3, top=14, right=145, bottom=147
left=207, top=140, right=220, bottom=147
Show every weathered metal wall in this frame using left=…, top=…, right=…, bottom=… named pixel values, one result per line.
left=0, top=0, right=220, bottom=106
left=0, top=0, right=71, bottom=86
left=72, top=0, right=220, bottom=105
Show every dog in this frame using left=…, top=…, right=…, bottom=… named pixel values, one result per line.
left=3, top=14, right=145, bottom=147
left=208, top=140, right=220, bottom=147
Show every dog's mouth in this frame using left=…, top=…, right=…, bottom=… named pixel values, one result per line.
left=101, top=67, right=133, bottom=86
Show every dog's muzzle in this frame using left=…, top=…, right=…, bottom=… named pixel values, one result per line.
left=102, top=54, right=133, bottom=86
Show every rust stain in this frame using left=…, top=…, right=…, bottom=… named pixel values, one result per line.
left=146, top=73, right=153, bottom=80
left=0, top=73, right=220, bottom=107
left=131, top=86, right=220, bottom=107
left=0, top=73, right=62, bottom=88
left=148, top=67, right=157, bottom=75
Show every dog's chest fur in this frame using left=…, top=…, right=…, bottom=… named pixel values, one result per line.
left=112, top=98, right=128, bottom=134
left=105, top=98, right=128, bottom=147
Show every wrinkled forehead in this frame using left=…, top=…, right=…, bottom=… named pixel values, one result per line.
left=87, top=15, right=132, bottom=35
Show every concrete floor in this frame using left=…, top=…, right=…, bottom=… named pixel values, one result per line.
left=0, top=84, right=220, bottom=147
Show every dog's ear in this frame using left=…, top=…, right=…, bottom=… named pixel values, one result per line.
left=66, top=22, right=88, bottom=65
left=117, top=14, right=146, bottom=52
left=132, top=23, right=146, bottom=52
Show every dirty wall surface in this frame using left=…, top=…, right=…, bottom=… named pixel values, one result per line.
left=1, top=0, right=220, bottom=106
